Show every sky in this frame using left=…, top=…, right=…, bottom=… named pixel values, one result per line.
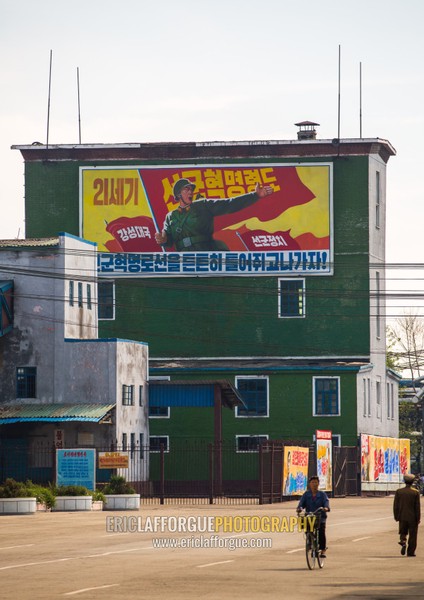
left=1, top=0, right=424, bottom=319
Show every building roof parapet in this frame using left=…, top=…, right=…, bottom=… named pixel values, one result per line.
left=12, top=137, right=396, bottom=164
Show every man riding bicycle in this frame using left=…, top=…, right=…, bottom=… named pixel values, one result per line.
left=296, top=476, right=330, bottom=557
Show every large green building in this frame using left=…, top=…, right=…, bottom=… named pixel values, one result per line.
left=13, top=125, right=399, bottom=460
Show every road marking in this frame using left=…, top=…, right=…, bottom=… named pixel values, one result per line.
left=329, top=516, right=392, bottom=527
left=286, top=548, right=303, bottom=554
left=0, top=544, right=35, bottom=550
left=0, top=546, right=155, bottom=571
left=197, top=560, right=234, bottom=568
left=64, top=584, right=119, bottom=596
left=353, top=536, right=372, bottom=542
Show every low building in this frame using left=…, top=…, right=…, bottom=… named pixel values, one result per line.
left=0, top=233, right=149, bottom=484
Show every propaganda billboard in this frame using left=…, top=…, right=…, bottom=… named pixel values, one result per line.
left=316, top=430, right=332, bottom=492
left=282, top=446, right=309, bottom=496
left=360, top=434, right=410, bottom=483
left=80, top=163, right=333, bottom=277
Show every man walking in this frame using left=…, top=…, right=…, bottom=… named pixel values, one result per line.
left=393, top=473, right=421, bottom=557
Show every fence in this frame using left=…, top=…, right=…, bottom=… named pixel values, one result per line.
left=0, top=440, right=359, bottom=503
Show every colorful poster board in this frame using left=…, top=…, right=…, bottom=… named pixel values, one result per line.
left=360, top=435, right=410, bottom=483
left=316, top=430, right=332, bottom=491
left=80, top=163, right=333, bottom=278
left=282, top=446, right=309, bottom=496
left=56, top=449, right=96, bottom=490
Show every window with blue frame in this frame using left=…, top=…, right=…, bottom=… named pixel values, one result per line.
left=236, top=377, right=269, bottom=417
left=278, top=278, right=305, bottom=318
left=78, top=282, right=83, bottom=308
left=16, top=367, right=37, bottom=398
left=69, top=280, right=74, bottom=306
left=86, top=284, right=92, bottom=310
left=313, top=377, right=340, bottom=416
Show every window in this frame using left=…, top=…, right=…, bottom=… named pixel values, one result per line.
left=149, top=436, right=169, bottom=452
left=87, top=284, right=92, bottom=310
left=376, top=171, right=381, bottom=229
left=149, top=406, right=170, bottom=418
left=387, top=382, right=395, bottom=420
left=278, top=278, right=305, bottom=318
left=149, top=376, right=170, bottom=417
left=376, top=271, right=381, bottom=338
left=367, top=378, right=371, bottom=416
left=332, top=434, right=341, bottom=446
left=122, top=384, right=135, bottom=406
left=78, top=282, right=83, bottom=308
left=236, top=377, right=269, bottom=417
left=122, top=433, right=127, bottom=451
left=313, top=377, right=340, bottom=416
left=139, top=433, right=144, bottom=460
left=363, top=378, right=367, bottom=417
left=236, top=435, right=268, bottom=453
left=139, top=385, right=144, bottom=407
left=69, top=281, right=74, bottom=307
left=376, top=379, right=382, bottom=420
left=16, top=367, right=36, bottom=398
left=98, top=281, right=115, bottom=320
left=130, top=433, right=136, bottom=458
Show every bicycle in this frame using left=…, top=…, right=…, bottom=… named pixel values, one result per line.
left=299, top=508, right=325, bottom=570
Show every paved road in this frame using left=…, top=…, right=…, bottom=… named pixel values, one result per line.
left=0, top=496, right=422, bottom=599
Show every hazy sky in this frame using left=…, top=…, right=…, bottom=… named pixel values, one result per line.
left=1, top=0, right=423, bottom=316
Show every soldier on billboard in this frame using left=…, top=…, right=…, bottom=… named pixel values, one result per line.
left=154, top=178, right=274, bottom=252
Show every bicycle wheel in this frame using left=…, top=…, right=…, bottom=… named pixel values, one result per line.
left=317, top=547, right=325, bottom=569
left=305, top=533, right=316, bottom=570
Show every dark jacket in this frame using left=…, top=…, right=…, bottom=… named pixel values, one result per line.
left=393, top=484, right=421, bottom=524
left=297, top=490, right=330, bottom=521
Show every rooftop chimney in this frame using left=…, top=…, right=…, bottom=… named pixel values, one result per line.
left=295, top=121, right=320, bottom=140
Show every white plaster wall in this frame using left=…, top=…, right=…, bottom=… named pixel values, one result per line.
left=355, top=156, right=399, bottom=438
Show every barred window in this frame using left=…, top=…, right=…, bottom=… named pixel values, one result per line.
left=17, top=367, right=36, bottom=398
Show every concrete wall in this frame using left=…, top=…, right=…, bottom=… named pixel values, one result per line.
left=0, top=234, right=97, bottom=402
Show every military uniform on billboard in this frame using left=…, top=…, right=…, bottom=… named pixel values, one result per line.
left=161, top=192, right=260, bottom=252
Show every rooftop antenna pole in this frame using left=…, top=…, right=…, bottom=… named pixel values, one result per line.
left=337, top=44, right=341, bottom=141
left=77, top=67, right=82, bottom=144
left=359, top=62, right=363, bottom=138
left=46, top=50, right=53, bottom=149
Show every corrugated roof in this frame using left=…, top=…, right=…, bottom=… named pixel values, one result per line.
left=0, top=237, right=59, bottom=248
left=149, top=380, right=244, bottom=409
left=0, top=404, right=115, bottom=424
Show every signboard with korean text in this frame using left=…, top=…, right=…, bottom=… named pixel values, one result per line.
left=282, top=446, right=309, bottom=496
left=56, top=449, right=96, bottom=490
left=98, top=451, right=129, bottom=469
left=80, top=163, right=333, bottom=278
left=360, top=435, right=410, bottom=483
left=316, top=430, right=332, bottom=492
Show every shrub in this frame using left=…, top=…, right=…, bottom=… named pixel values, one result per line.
left=26, top=483, right=56, bottom=509
left=103, top=475, right=136, bottom=495
left=55, top=485, right=90, bottom=496
left=91, top=490, right=106, bottom=502
left=0, top=478, right=33, bottom=498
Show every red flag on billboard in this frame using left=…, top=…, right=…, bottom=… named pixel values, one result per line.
left=235, top=228, right=300, bottom=251
left=105, top=216, right=157, bottom=251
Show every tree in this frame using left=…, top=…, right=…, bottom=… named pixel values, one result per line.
left=387, top=312, right=424, bottom=382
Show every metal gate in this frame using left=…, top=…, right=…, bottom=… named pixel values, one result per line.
left=333, top=446, right=359, bottom=496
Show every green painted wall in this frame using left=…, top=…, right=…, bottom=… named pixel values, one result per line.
left=23, top=155, right=371, bottom=358
left=148, top=370, right=359, bottom=447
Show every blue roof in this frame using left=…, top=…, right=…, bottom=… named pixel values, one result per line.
left=0, top=404, right=115, bottom=424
